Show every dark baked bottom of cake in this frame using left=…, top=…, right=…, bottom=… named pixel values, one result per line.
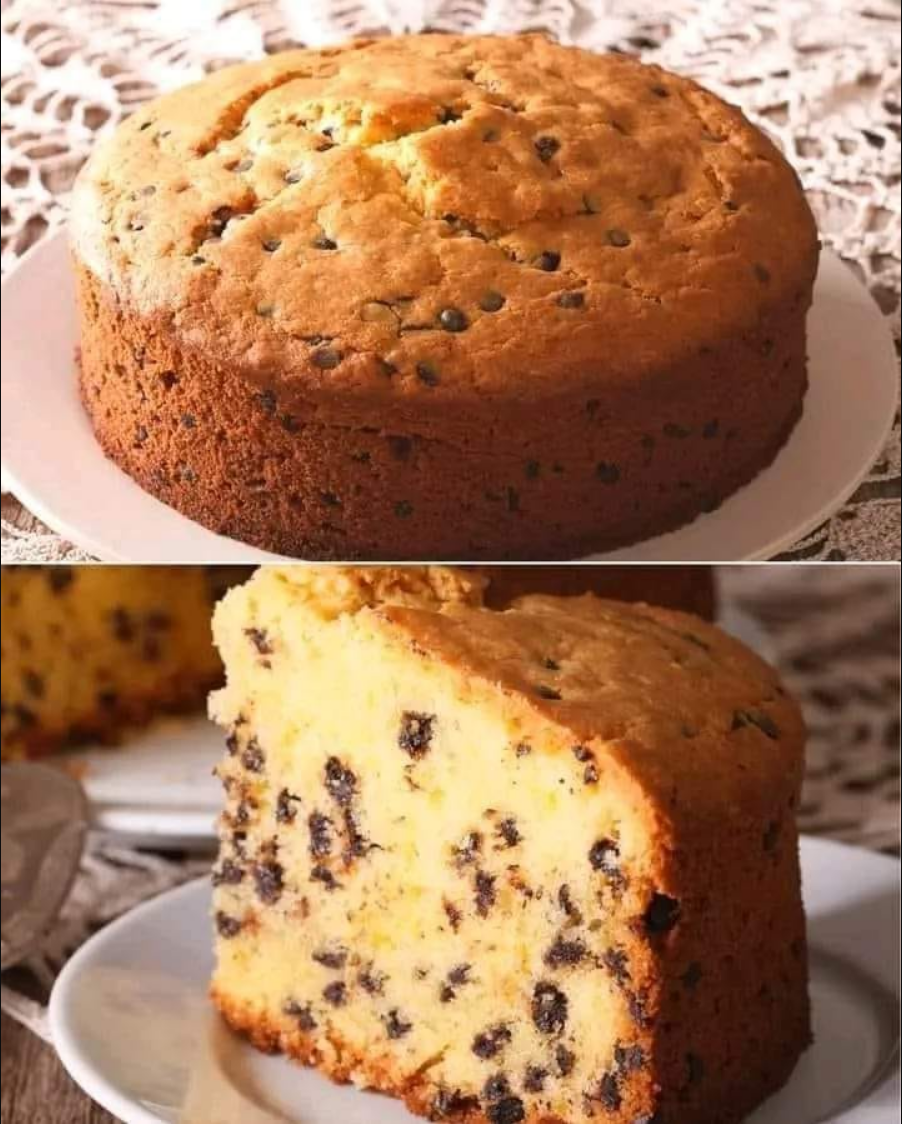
left=76, top=262, right=810, bottom=561
left=213, top=985, right=808, bottom=1124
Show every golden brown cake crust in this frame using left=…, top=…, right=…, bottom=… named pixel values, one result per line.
left=73, top=33, right=818, bottom=557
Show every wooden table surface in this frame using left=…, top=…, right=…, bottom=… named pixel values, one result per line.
left=1, top=1013, right=117, bottom=1124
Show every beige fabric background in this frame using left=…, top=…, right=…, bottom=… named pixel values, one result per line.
left=0, top=0, right=900, bottom=560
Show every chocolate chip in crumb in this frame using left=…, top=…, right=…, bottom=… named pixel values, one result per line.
left=443, top=899, right=463, bottom=931
left=438, top=307, right=468, bottom=332
left=475, top=870, right=497, bottom=916
left=536, top=685, right=562, bottom=700
left=484, top=1074, right=511, bottom=1102
left=384, top=1009, right=413, bottom=1039
left=534, top=250, right=561, bottom=272
left=312, top=946, right=348, bottom=969
left=262, top=238, right=281, bottom=253
left=312, top=235, right=337, bottom=250
left=324, top=756, right=357, bottom=805
left=322, top=981, right=347, bottom=1007
left=532, top=982, right=568, bottom=1035
left=556, top=1045, right=576, bottom=1076
left=241, top=738, right=265, bottom=773
left=545, top=935, right=587, bottom=968
left=244, top=627, right=273, bottom=655
left=589, top=837, right=620, bottom=873
left=211, top=860, right=244, bottom=886
left=596, top=462, right=621, bottom=484
left=703, top=419, right=720, bottom=439
left=557, top=290, right=585, bottom=308
left=558, top=884, right=583, bottom=923
left=487, top=1097, right=525, bottom=1124
left=394, top=500, right=414, bottom=518
left=308, top=812, right=334, bottom=857
left=432, top=1090, right=482, bottom=1117
left=215, top=911, right=243, bottom=938
left=497, top=818, right=521, bottom=847
left=607, top=228, right=632, bottom=248
left=283, top=999, right=317, bottom=1031
left=472, top=1024, right=512, bottom=1059
left=644, top=892, right=681, bottom=933
left=252, top=860, right=284, bottom=904
left=358, top=964, right=388, bottom=995
left=614, top=1043, right=647, bottom=1073
left=650, top=83, right=669, bottom=97
left=535, top=135, right=560, bottom=162
left=593, top=1072, right=622, bottom=1110
left=524, top=1066, right=548, bottom=1093
left=398, top=710, right=436, bottom=758
left=275, top=789, right=299, bottom=824
left=48, top=569, right=75, bottom=593
left=479, top=290, right=506, bottom=312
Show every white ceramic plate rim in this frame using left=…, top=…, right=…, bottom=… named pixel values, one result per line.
left=48, top=836, right=901, bottom=1124
left=2, top=231, right=898, bottom=562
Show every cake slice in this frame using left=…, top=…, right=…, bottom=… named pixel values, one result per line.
left=209, top=566, right=809, bottom=1124
left=1, top=566, right=244, bottom=759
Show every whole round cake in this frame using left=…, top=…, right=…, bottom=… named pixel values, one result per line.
left=71, top=34, right=819, bottom=560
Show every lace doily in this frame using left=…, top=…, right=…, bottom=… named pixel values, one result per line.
left=1, top=0, right=899, bottom=561
left=0, top=566, right=898, bottom=1045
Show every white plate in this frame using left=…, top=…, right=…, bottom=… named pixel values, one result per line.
left=48, top=836, right=900, bottom=1124
left=1, top=232, right=898, bottom=562
left=51, top=716, right=222, bottom=850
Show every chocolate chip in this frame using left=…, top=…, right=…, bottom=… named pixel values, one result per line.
left=536, top=685, right=561, bottom=700
left=394, top=500, right=414, bottom=518
left=681, top=962, right=703, bottom=989
left=558, top=885, right=583, bottom=923
left=615, top=1043, right=647, bottom=1073
left=732, top=709, right=779, bottom=739
left=532, top=982, right=568, bottom=1034
left=703, top=419, right=720, bottom=439
left=556, top=1045, right=576, bottom=1076
left=545, top=935, right=587, bottom=968
left=211, top=860, right=245, bottom=886
left=324, top=756, right=357, bottom=806
left=535, top=135, right=560, bottom=162
left=283, top=999, right=317, bottom=1030
left=497, top=818, right=521, bottom=847
left=275, top=789, right=299, bottom=824
left=443, top=899, right=463, bottom=931
left=524, top=1066, right=547, bottom=1093
left=557, top=290, right=585, bottom=308
left=311, top=235, right=337, bottom=250
left=438, top=307, right=468, bottom=332
left=312, top=347, right=342, bottom=369
left=432, top=1090, right=481, bottom=1117
left=252, top=860, right=284, bottom=904
left=384, top=1009, right=413, bottom=1039
left=479, top=290, right=506, bottom=312
left=448, top=964, right=471, bottom=987
left=475, top=870, right=497, bottom=916
left=593, top=1072, right=622, bottom=1110
left=244, top=627, right=274, bottom=655
left=416, top=362, right=439, bottom=386
left=398, top=710, right=436, bottom=758
left=487, top=1098, right=525, bottom=1124
left=484, top=1074, right=511, bottom=1102
left=388, top=436, right=413, bottom=460
left=534, top=251, right=561, bottom=271
left=589, top=838, right=621, bottom=874
left=644, top=892, right=680, bottom=933
left=603, top=947, right=631, bottom=985
left=472, top=1024, right=511, bottom=1059
left=650, top=84, right=669, bottom=97
left=241, top=739, right=265, bottom=773
left=308, top=812, right=334, bottom=857
left=663, top=423, right=691, bottom=438
left=22, top=670, right=44, bottom=698
left=607, top=229, right=631, bottom=248
left=262, top=238, right=281, bottom=253
left=358, top=964, right=387, bottom=995
left=596, top=462, right=621, bottom=484
left=322, top=981, right=347, bottom=1007
left=47, top=569, right=75, bottom=593
left=312, top=946, right=348, bottom=969
left=754, top=263, right=771, bottom=284
left=215, top=911, right=243, bottom=938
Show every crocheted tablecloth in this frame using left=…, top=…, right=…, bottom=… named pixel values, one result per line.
left=1, top=0, right=900, bottom=561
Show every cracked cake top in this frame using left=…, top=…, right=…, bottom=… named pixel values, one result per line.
left=71, top=33, right=817, bottom=413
